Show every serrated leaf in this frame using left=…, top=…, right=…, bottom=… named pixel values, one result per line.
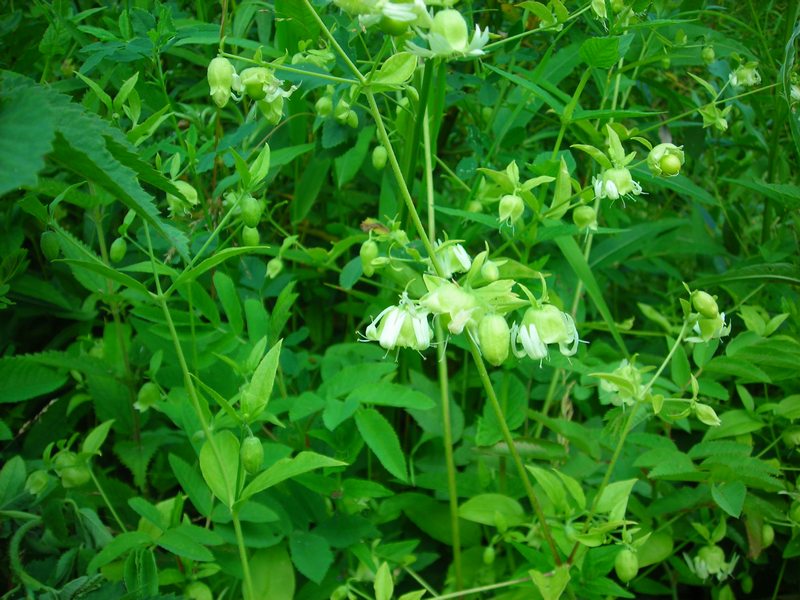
left=355, top=408, right=407, bottom=482
left=711, top=481, right=746, bottom=517
left=0, top=356, right=68, bottom=403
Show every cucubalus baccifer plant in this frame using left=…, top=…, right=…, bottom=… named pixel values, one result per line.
left=3, top=0, right=800, bottom=599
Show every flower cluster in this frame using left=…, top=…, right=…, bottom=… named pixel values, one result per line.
left=206, top=56, right=297, bottom=124
left=361, top=244, right=581, bottom=366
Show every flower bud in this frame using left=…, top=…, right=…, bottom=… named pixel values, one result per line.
left=692, top=291, right=719, bottom=319
left=242, top=226, right=260, bottom=247
left=315, top=96, right=333, bottom=117
left=41, top=231, right=60, bottom=261
left=572, top=205, right=597, bottom=231
left=730, top=62, right=761, bottom=87
left=360, top=239, right=379, bottom=277
left=498, top=194, right=524, bottom=226
left=702, top=46, right=715, bottom=64
left=762, top=523, right=775, bottom=548
left=694, top=403, right=721, bottom=427
left=240, top=195, right=262, bottom=228
left=482, top=546, right=496, bottom=565
left=241, top=436, right=264, bottom=474
left=25, top=470, right=52, bottom=496
left=372, top=146, right=388, bottom=170
left=346, top=110, right=359, bottom=128
left=647, top=143, right=685, bottom=177
left=478, top=314, right=510, bottom=366
left=614, top=548, right=638, bottom=583
left=334, top=99, right=351, bottom=122
left=207, top=56, right=235, bottom=108
left=480, top=260, right=499, bottom=282
left=185, top=582, right=213, bottom=600
left=267, top=257, right=284, bottom=279
left=110, top=238, right=127, bottom=263
left=431, top=10, right=469, bottom=54
left=697, top=545, right=725, bottom=575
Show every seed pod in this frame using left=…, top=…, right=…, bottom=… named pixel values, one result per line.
left=702, top=46, right=715, bottom=64
left=240, top=195, right=262, bottom=228
left=482, top=546, right=496, bottom=565
left=762, top=523, right=775, bottom=548
left=478, top=314, right=510, bottom=367
left=240, top=67, right=270, bottom=101
left=360, top=240, right=379, bottom=277
left=241, top=436, right=264, bottom=474
left=572, top=205, right=597, bottom=230
left=242, top=226, right=260, bottom=247
left=315, top=96, right=333, bottom=117
left=110, top=238, right=127, bottom=263
left=614, top=548, right=639, bottom=583
left=41, top=231, right=60, bottom=261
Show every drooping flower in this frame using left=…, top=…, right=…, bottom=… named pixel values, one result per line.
left=592, top=167, right=643, bottom=201
left=431, top=239, right=472, bottom=278
left=207, top=56, right=236, bottom=108
left=729, top=62, right=761, bottom=87
left=364, top=292, right=432, bottom=352
left=511, top=303, right=580, bottom=363
left=420, top=279, right=481, bottom=335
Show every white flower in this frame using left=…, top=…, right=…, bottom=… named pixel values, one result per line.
left=432, top=239, right=472, bottom=278
left=687, top=312, right=731, bottom=343
left=511, top=321, right=548, bottom=361
left=592, top=167, right=643, bottom=201
left=419, top=280, right=480, bottom=335
left=364, top=292, right=432, bottom=352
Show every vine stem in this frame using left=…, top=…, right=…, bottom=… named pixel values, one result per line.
left=567, top=320, right=690, bottom=564
left=144, top=224, right=253, bottom=597
left=468, top=338, right=562, bottom=565
left=232, top=511, right=255, bottom=600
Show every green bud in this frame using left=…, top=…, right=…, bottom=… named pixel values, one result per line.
left=741, top=575, right=753, bottom=594
left=185, top=582, right=213, bottom=600
left=572, top=205, right=597, bottom=230
left=315, top=95, right=333, bottom=117
left=697, top=545, right=725, bottom=574
left=242, top=226, right=260, bottom=247
left=346, top=110, right=359, bottom=129
left=480, top=260, right=500, bottom=282
left=40, top=231, right=60, bottom=261
left=267, top=257, right=284, bottom=279
left=241, top=436, right=264, bottom=474
left=372, top=146, right=388, bottom=170
left=60, top=465, right=91, bottom=488
left=360, top=240, right=379, bottom=277
left=702, top=46, right=715, bottom=64
left=241, top=195, right=262, bottom=228
left=498, top=194, right=524, bottom=226
left=694, top=402, right=721, bottom=427
left=692, top=290, right=719, bottom=319
left=478, top=314, right=510, bottom=367
left=482, top=546, right=496, bottom=565
left=25, top=470, right=52, bottom=496
left=207, top=56, right=235, bottom=108
left=762, top=523, right=774, bottom=548
left=334, top=99, right=351, bottom=122
left=109, top=238, right=127, bottom=263
left=614, top=548, right=638, bottom=583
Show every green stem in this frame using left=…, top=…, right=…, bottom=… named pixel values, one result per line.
left=232, top=510, right=255, bottom=599
left=468, top=338, right=561, bottom=565
left=431, top=576, right=530, bottom=600
left=90, top=468, right=127, bottom=532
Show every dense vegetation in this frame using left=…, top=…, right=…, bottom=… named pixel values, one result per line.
left=1, top=1, right=799, bottom=599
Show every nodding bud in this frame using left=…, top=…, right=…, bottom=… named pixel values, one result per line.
left=267, top=257, right=284, bottom=279
left=692, top=290, right=719, bottom=319
left=478, top=314, right=510, bottom=366
left=572, top=205, right=597, bottom=231
left=360, top=239, right=379, bottom=277
left=372, top=146, right=388, bottom=170
left=207, top=56, right=235, bottom=108
left=498, top=194, right=524, bottom=226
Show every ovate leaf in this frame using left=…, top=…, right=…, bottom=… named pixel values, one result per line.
left=355, top=408, right=408, bottom=482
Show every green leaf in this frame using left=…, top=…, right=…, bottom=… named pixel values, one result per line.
left=291, top=156, right=331, bottom=223
left=374, top=562, right=394, bottom=600
left=0, top=356, right=67, bottom=403
left=580, top=36, right=625, bottom=69
left=240, top=451, right=345, bottom=502
left=169, top=454, right=213, bottom=517
left=212, top=271, right=243, bottom=335
left=595, top=479, right=637, bottom=522
left=372, top=52, right=418, bottom=90
left=82, top=420, right=114, bottom=457
left=711, top=481, right=746, bottom=517
left=775, top=394, right=800, bottom=419
left=123, top=547, right=159, bottom=599
left=0, top=80, right=55, bottom=195
left=249, top=142, right=271, bottom=187
left=554, top=235, right=628, bottom=357
left=704, top=410, right=765, bottom=441
left=529, top=564, right=570, bottom=600
left=289, top=531, right=333, bottom=584
left=87, top=531, right=152, bottom=573
left=0, top=456, right=26, bottom=508
left=248, top=545, right=295, bottom=600
left=242, top=339, right=282, bottom=422
left=347, top=382, right=435, bottom=411
left=157, top=528, right=214, bottom=562
left=355, top=408, right=408, bottom=482
left=527, top=466, right=568, bottom=512
left=199, top=430, right=240, bottom=509
left=335, top=126, right=375, bottom=188
left=172, top=246, right=272, bottom=288
left=458, top=493, right=525, bottom=527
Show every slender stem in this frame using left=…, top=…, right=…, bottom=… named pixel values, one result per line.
left=219, top=52, right=359, bottom=85
left=233, top=511, right=255, bottom=599
left=423, top=108, right=436, bottom=248
left=468, top=337, right=562, bottom=564
left=431, top=576, right=530, bottom=600
left=89, top=468, right=127, bottom=532
left=435, top=321, right=463, bottom=591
